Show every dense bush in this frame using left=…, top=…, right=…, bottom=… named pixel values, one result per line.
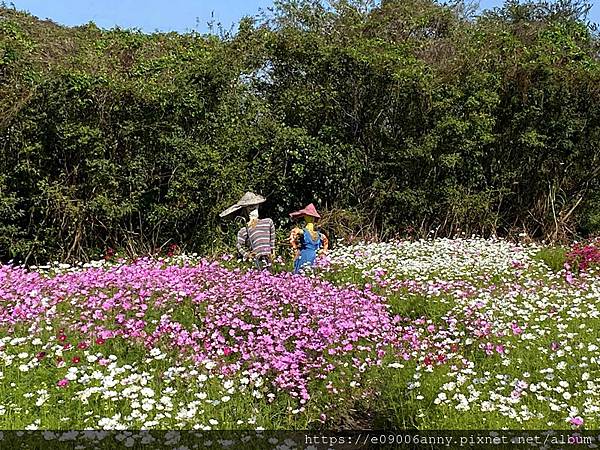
left=0, top=0, right=599, bottom=263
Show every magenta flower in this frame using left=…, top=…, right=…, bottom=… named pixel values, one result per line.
left=569, top=417, right=584, bottom=427
left=511, top=322, right=522, bottom=335
left=0, top=256, right=397, bottom=401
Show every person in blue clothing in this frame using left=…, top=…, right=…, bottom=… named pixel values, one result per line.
left=289, top=203, right=329, bottom=274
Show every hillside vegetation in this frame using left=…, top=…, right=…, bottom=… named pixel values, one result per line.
left=1, top=0, right=599, bottom=263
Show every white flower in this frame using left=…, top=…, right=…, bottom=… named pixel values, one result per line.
left=434, top=392, right=447, bottom=405
left=35, top=394, right=50, bottom=407
left=141, top=402, right=154, bottom=412
left=65, top=372, right=78, bottom=381
left=140, top=387, right=155, bottom=398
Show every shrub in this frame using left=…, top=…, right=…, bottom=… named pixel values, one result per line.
left=566, top=238, right=600, bottom=272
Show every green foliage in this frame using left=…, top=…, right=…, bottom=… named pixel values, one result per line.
left=532, top=246, right=568, bottom=271
left=1, top=0, right=599, bottom=263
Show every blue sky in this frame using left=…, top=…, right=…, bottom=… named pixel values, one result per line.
left=7, top=0, right=600, bottom=34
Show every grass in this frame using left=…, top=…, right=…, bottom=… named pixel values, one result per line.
left=532, top=246, right=568, bottom=272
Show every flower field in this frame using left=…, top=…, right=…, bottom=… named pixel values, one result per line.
left=1, top=238, right=599, bottom=434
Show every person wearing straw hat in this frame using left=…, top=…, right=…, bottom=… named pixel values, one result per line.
left=289, top=203, right=329, bottom=274
left=219, top=192, right=275, bottom=271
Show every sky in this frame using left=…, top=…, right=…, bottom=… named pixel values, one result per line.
left=6, top=0, right=600, bottom=34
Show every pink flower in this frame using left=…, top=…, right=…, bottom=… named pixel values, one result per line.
left=57, top=378, right=69, bottom=388
left=569, top=416, right=584, bottom=427
left=0, top=254, right=399, bottom=401
left=99, top=330, right=114, bottom=340
left=511, top=322, right=522, bottom=335
left=566, top=272, right=574, bottom=284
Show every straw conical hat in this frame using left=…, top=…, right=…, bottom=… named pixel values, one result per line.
left=219, top=192, right=266, bottom=217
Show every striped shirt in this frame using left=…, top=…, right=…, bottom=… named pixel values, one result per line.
left=237, top=218, right=275, bottom=258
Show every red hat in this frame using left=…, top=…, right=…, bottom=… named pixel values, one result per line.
left=289, top=203, right=321, bottom=219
